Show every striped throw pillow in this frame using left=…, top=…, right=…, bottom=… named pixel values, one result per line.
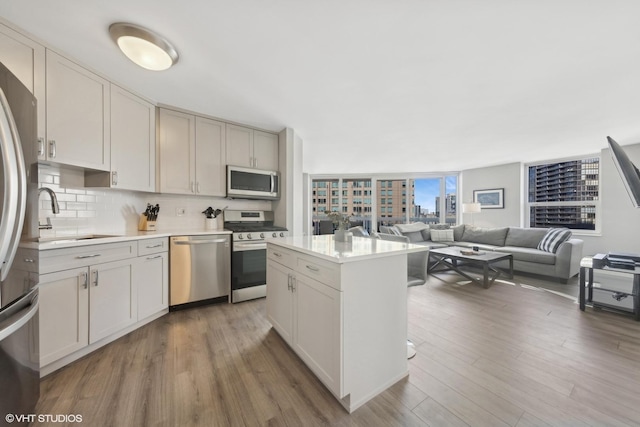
left=537, top=228, right=572, bottom=253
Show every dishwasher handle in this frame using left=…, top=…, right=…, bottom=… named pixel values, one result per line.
left=173, top=238, right=229, bottom=245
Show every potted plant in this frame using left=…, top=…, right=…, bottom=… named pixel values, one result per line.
left=325, top=210, right=352, bottom=242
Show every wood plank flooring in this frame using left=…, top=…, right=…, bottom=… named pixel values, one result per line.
left=34, top=273, right=640, bottom=426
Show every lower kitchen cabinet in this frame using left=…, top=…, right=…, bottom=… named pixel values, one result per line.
left=88, top=258, right=137, bottom=344
left=38, top=238, right=169, bottom=374
left=39, top=267, right=89, bottom=367
left=266, top=260, right=294, bottom=343
left=135, top=252, right=168, bottom=320
left=266, top=252, right=342, bottom=397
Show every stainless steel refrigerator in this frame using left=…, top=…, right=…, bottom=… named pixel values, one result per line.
left=0, top=61, right=40, bottom=424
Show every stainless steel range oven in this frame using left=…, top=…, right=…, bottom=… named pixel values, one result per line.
left=224, top=210, right=288, bottom=303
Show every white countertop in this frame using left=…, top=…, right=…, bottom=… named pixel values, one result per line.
left=21, top=228, right=232, bottom=250
left=267, top=235, right=428, bottom=263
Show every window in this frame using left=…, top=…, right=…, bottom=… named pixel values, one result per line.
left=527, top=157, right=600, bottom=232
left=311, top=175, right=458, bottom=234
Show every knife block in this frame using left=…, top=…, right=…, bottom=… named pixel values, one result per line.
left=138, top=215, right=157, bottom=231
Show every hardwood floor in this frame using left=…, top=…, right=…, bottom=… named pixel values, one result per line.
left=34, top=273, right=640, bottom=426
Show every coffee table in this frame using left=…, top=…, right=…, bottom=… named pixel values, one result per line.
left=428, top=246, right=513, bottom=288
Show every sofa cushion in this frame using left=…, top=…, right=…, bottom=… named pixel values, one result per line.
left=420, top=228, right=431, bottom=241
left=461, top=226, right=509, bottom=246
left=380, top=225, right=402, bottom=236
left=431, top=229, right=454, bottom=242
left=500, top=246, right=556, bottom=265
left=538, top=228, right=572, bottom=253
left=504, top=227, right=548, bottom=248
left=451, top=224, right=465, bottom=241
left=395, top=222, right=429, bottom=243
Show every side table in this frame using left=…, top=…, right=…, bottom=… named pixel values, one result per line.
left=579, top=256, right=640, bottom=321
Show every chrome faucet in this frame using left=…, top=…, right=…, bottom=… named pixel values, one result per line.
left=38, top=187, right=60, bottom=214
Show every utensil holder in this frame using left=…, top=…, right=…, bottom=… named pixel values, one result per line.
left=138, top=215, right=157, bottom=231
left=205, top=217, right=219, bottom=230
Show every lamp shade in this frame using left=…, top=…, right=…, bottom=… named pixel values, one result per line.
left=109, top=23, right=179, bottom=71
left=462, top=202, right=482, bottom=214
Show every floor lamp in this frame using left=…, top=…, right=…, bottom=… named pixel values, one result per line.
left=462, top=202, right=481, bottom=225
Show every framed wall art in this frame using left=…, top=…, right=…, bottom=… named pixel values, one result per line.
left=473, top=188, right=504, bottom=209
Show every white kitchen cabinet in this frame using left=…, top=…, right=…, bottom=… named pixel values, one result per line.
left=267, top=248, right=342, bottom=397
left=44, top=50, right=110, bottom=170
left=267, top=237, right=417, bottom=413
left=195, top=116, right=226, bottom=196
left=266, top=259, right=294, bottom=343
left=38, top=267, right=89, bottom=366
left=158, top=108, right=194, bottom=194
left=292, top=273, right=342, bottom=395
left=85, top=85, right=156, bottom=191
left=0, top=23, right=46, bottom=148
left=158, top=108, right=227, bottom=196
left=88, top=258, right=137, bottom=344
left=226, top=124, right=278, bottom=170
left=38, top=238, right=169, bottom=373
left=135, top=250, right=168, bottom=320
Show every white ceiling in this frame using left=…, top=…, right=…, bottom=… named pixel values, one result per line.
left=2, top=0, right=640, bottom=174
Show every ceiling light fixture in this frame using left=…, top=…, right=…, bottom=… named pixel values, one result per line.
left=109, top=22, right=179, bottom=71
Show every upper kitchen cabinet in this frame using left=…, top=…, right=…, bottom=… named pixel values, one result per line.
left=195, top=116, right=226, bottom=196
left=44, top=50, right=110, bottom=171
left=158, top=108, right=226, bottom=196
left=86, top=85, right=156, bottom=191
left=158, top=108, right=195, bottom=194
left=0, top=23, right=46, bottom=156
left=226, top=124, right=278, bottom=171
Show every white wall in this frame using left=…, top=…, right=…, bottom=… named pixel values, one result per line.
left=38, top=164, right=270, bottom=238
left=460, top=162, right=522, bottom=228
left=580, top=142, right=640, bottom=255
left=461, top=143, right=640, bottom=256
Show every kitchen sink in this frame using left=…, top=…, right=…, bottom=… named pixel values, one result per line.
left=36, top=234, right=122, bottom=244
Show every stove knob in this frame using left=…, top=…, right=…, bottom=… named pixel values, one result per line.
left=280, top=232, right=285, bottom=237
left=238, top=234, right=244, bottom=240
left=247, top=234, right=252, bottom=240
left=260, top=233, right=265, bottom=238
left=272, top=232, right=277, bottom=238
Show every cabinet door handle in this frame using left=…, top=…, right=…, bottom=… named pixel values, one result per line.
left=191, top=181, right=195, bottom=193
left=48, top=140, right=56, bottom=158
left=291, top=276, right=296, bottom=292
left=23, top=258, right=34, bottom=263
left=287, top=274, right=291, bottom=291
left=93, top=270, right=99, bottom=287
left=80, top=271, right=88, bottom=289
left=37, top=138, right=45, bottom=157
left=305, top=265, right=320, bottom=272
left=196, top=182, right=201, bottom=193
left=146, top=243, right=163, bottom=249
left=112, top=171, right=118, bottom=186
left=273, top=252, right=282, bottom=258
left=146, top=255, right=163, bottom=260
left=254, top=158, right=258, bottom=168
left=76, top=254, right=102, bottom=259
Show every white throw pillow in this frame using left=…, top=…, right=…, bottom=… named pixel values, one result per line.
left=430, top=229, right=454, bottom=242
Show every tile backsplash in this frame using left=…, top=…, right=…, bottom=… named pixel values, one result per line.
left=38, top=164, right=270, bottom=238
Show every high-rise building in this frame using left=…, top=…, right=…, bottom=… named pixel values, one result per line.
left=311, top=179, right=416, bottom=224
left=528, top=158, right=599, bottom=229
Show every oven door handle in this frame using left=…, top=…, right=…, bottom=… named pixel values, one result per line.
left=233, top=242, right=267, bottom=251
left=173, top=239, right=228, bottom=245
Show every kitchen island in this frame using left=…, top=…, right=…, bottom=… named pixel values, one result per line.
left=266, top=235, right=428, bottom=413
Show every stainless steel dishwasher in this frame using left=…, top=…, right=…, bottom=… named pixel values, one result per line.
left=169, top=235, right=231, bottom=308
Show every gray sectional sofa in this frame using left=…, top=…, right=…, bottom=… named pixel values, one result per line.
left=378, top=223, right=584, bottom=283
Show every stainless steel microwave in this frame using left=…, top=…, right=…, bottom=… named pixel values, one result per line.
left=227, top=165, right=280, bottom=200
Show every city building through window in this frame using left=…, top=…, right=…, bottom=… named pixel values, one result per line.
left=527, top=156, right=600, bottom=232
left=311, top=175, right=458, bottom=234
